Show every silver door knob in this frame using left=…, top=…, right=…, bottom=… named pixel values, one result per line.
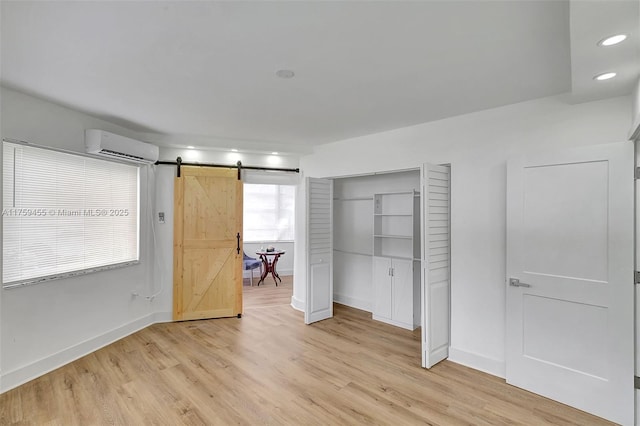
left=509, top=278, right=531, bottom=288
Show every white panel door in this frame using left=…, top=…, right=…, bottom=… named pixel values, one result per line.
left=391, top=258, right=413, bottom=326
left=305, top=178, right=333, bottom=324
left=636, top=139, right=640, bottom=395
left=506, top=142, right=634, bottom=425
left=421, top=164, right=451, bottom=369
left=372, top=256, right=392, bottom=320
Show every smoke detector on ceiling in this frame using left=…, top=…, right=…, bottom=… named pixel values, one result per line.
left=276, top=70, right=295, bottom=79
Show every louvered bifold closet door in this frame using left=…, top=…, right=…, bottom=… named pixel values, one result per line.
left=305, top=178, right=333, bottom=324
left=422, top=164, right=450, bottom=368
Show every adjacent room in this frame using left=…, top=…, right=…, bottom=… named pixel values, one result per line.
left=1, top=1, right=639, bottom=425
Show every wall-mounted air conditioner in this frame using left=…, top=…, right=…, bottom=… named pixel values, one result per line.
left=85, top=129, right=159, bottom=164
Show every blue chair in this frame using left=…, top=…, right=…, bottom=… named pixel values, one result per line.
left=243, top=251, right=262, bottom=286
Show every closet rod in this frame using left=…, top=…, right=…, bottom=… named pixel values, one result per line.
left=156, top=157, right=300, bottom=178
left=333, top=197, right=374, bottom=201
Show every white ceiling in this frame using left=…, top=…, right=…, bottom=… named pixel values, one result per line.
left=1, top=1, right=638, bottom=154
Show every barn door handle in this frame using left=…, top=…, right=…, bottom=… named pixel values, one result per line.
left=509, top=278, right=531, bottom=288
left=236, top=233, right=241, bottom=254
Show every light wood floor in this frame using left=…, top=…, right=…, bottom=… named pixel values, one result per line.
left=243, top=275, right=294, bottom=308
left=0, top=276, right=612, bottom=425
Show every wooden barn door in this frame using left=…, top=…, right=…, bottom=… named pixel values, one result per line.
left=173, top=166, right=243, bottom=321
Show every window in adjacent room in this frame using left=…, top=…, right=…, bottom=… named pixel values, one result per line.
left=2, top=141, right=140, bottom=288
left=243, top=184, right=295, bottom=242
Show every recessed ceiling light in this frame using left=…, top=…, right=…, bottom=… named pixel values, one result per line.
left=598, top=34, right=627, bottom=46
left=187, top=145, right=195, bottom=149
left=594, top=72, right=617, bottom=81
left=231, top=148, right=238, bottom=152
left=271, top=152, right=279, bottom=155
left=275, top=70, right=295, bottom=79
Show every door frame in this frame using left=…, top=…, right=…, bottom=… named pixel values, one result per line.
left=305, top=166, right=452, bottom=368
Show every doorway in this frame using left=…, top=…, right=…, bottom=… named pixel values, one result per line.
left=241, top=171, right=299, bottom=309
left=305, top=165, right=452, bottom=369
left=171, top=165, right=298, bottom=320
left=332, top=170, right=421, bottom=321
left=306, top=169, right=425, bottom=361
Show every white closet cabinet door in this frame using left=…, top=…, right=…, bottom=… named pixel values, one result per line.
left=391, top=258, right=413, bottom=327
left=372, top=256, right=392, bottom=320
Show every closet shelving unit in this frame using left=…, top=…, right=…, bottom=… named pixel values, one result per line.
left=372, top=190, right=420, bottom=330
left=373, top=191, right=420, bottom=260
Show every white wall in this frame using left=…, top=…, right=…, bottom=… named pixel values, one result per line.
left=151, top=165, right=176, bottom=317
left=294, top=94, right=632, bottom=377
left=0, top=87, right=168, bottom=392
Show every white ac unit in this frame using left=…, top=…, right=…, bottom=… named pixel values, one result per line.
left=85, top=129, right=159, bottom=164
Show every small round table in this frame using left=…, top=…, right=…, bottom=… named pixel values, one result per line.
left=255, top=250, right=285, bottom=286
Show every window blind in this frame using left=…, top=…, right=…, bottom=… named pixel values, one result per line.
left=243, top=184, right=295, bottom=242
left=2, top=141, right=140, bottom=287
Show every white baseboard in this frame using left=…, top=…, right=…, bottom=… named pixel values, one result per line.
left=290, top=295, right=304, bottom=312
left=1, top=313, right=160, bottom=394
left=448, top=347, right=505, bottom=379
left=333, top=293, right=371, bottom=312
left=152, top=311, right=174, bottom=323
left=372, top=314, right=417, bottom=331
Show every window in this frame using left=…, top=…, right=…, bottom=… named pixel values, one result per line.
left=2, top=141, right=140, bottom=288
left=243, top=184, right=295, bottom=242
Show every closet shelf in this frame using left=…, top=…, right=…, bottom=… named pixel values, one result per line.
left=374, top=234, right=412, bottom=239
left=373, top=190, right=416, bottom=196
left=373, top=254, right=417, bottom=261
left=334, top=197, right=374, bottom=201
left=374, top=213, right=412, bottom=217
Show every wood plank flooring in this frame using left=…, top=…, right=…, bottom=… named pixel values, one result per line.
left=0, top=276, right=612, bottom=425
left=243, top=275, right=294, bottom=308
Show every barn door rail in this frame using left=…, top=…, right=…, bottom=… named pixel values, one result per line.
left=156, top=157, right=300, bottom=179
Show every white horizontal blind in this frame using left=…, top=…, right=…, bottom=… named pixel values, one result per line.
left=3, top=142, right=139, bottom=287
left=243, top=184, right=295, bottom=241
